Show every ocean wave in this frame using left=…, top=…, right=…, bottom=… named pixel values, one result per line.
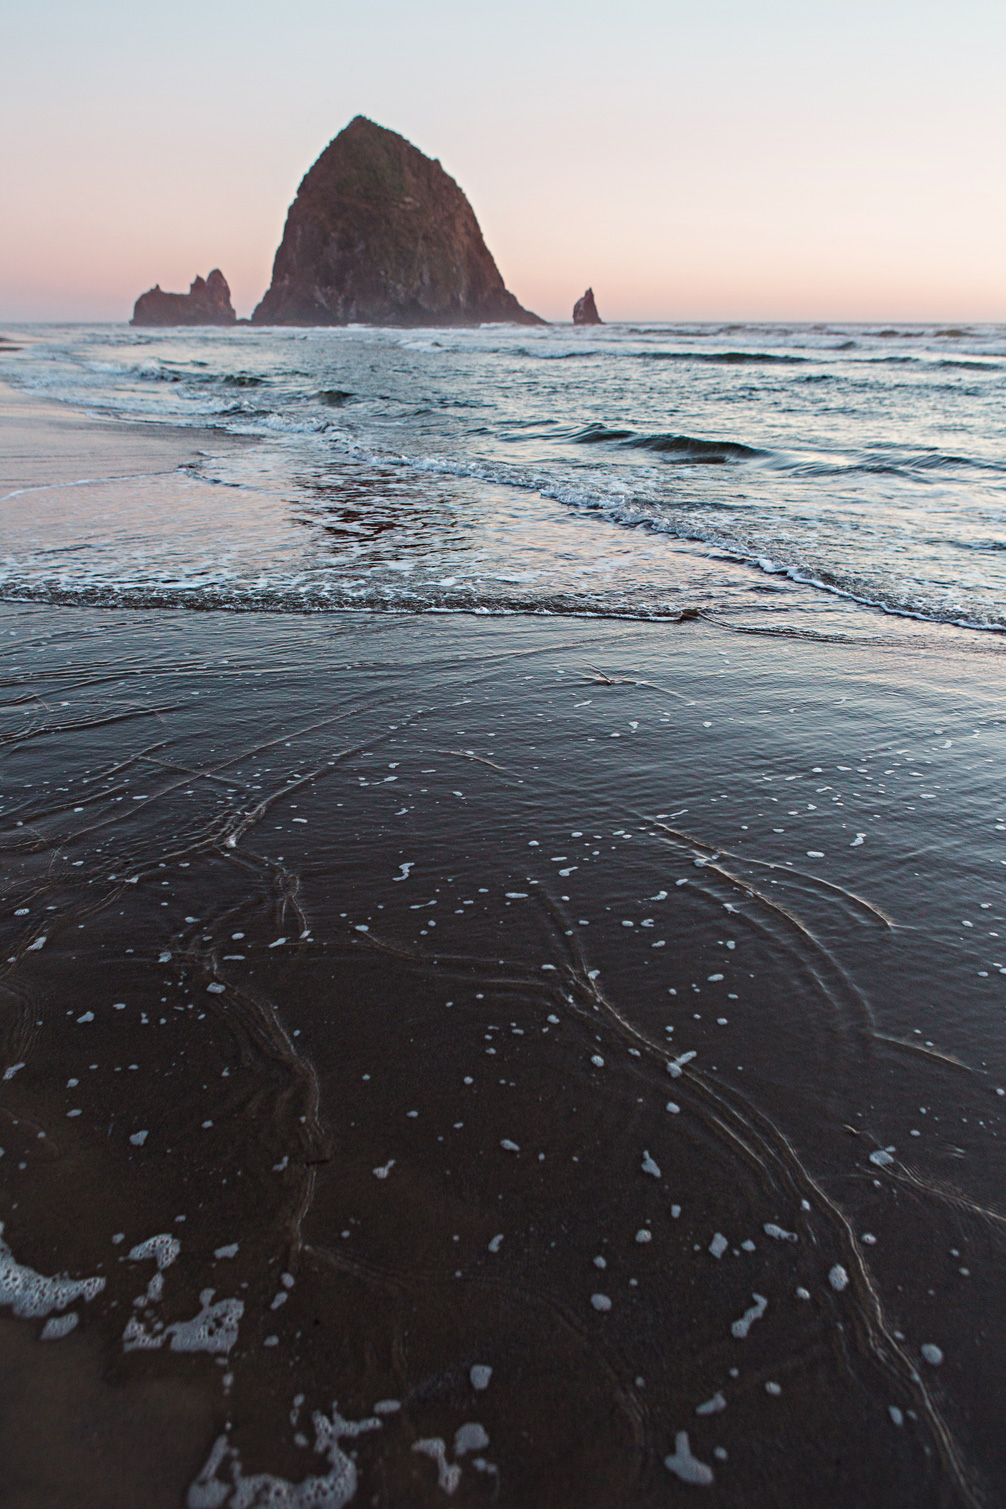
left=786, top=448, right=1006, bottom=480
left=135, top=366, right=268, bottom=388
left=482, top=345, right=810, bottom=366
left=626, top=433, right=767, bottom=461
left=135, top=367, right=187, bottom=383
left=1, top=559, right=1003, bottom=634
left=637, top=350, right=809, bottom=365
left=854, top=355, right=1003, bottom=371
left=569, top=425, right=635, bottom=444
left=561, top=428, right=1005, bottom=481
left=948, top=538, right=1006, bottom=553
left=8, top=318, right=1006, bottom=641
left=570, top=425, right=767, bottom=462
left=935, top=358, right=1003, bottom=371
left=894, top=449, right=1006, bottom=472
left=0, top=578, right=690, bottom=619
left=507, top=347, right=602, bottom=361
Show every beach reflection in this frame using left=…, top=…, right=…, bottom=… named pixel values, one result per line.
left=1, top=604, right=1000, bottom=1505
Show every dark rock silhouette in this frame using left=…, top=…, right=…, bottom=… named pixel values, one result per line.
left=253, top=116, right=543, bottom=327
left=131, top=270, right=236, bottom=327
left=573, top=288, right=603, bottom=325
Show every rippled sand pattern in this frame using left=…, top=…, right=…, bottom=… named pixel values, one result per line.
left=1, top=606, right=1003, bottom=1505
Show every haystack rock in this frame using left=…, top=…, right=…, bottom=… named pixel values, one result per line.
left=131, top=270, right=236, bottom=327
left=252, top=116, right=543, bottom=327
left=573, top=288, right=603, bottom=325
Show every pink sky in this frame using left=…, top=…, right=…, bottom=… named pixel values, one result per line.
left=3, top=0, right=1005, bottom=323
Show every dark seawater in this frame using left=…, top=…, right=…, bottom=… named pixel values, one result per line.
left=3, top=320, right=1006, bottom=627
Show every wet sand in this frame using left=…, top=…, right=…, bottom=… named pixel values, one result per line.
left=0, top=380, right=252, bottom=494
left=1, top=397, right=1006, bottom=1507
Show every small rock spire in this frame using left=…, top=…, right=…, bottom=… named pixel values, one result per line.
left=573, top=288, right=603, bottom=325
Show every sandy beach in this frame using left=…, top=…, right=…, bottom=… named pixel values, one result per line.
left=1, top=387, right=1005, bottom=1507
left=6, top=0, right=1006, bottom=1493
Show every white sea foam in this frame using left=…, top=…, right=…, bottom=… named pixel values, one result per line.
left=412, top=1438, right=461, bottom=1494
left=454, top=1423, right=489, bottom=1456
left=128, top=1233, right=180, bottom=1270
left=41, top=1311, right=79, bottom=1339
left=665, top=1432, right=714, bottom=1486
left=6, top=321, right=1006, bottom=633
left=188, top=1404, right=381, bottom=1509
left=0, top=1223, right=105, bottom=1320
left=731, top=1293, right=768, bottom=1338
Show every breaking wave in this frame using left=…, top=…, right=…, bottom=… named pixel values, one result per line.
left=4, top=316, right=1006, bottom=635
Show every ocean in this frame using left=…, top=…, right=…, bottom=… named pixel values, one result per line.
left=1, top=322, right=1005, bottom=1507
left=4, top=319, right=1006, bottom=629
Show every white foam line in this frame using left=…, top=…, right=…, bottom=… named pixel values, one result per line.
left=0, top=470, right=182, bottom=503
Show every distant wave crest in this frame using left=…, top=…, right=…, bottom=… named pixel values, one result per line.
left=571, top=424, right=767, bottom=462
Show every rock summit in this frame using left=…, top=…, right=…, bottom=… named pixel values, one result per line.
left=252, top=117, right=542, bottom=327
left=131, top=270, right=236, bottom=327
left=573, top=288, right=603, bottom=325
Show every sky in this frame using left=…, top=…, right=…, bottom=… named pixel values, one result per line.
left=2, top=0, right=1004, bottom=323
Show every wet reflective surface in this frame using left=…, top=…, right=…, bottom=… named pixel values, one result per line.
left=2, top=604, right=1004, bottom=1506
left=3, top=320, right=1006, bottom=626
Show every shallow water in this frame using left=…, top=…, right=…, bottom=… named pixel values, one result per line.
left=2, top=604, right=1004, bottom=1506
left=3, top=320, right=1006, bottom=627
left=2, top=328, right=1006, bottom=1504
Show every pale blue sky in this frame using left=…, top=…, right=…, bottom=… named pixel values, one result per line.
left=3, top=0, right=1004, bottom=320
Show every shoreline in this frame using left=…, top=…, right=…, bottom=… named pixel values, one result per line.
left=0, top=377, right=1004, bottom=1506
left=1, top=378, right=1003, bottom=650
left=0, top=378, right=255, bottom=497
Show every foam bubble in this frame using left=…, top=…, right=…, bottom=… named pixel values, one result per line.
left=454, top=1423, right=490, bottom=1457
left=731, top=1293, right=768, bottom=1338
left=665, top=1432, right=714, bottom=1486
left=128, top=1234, right=180, bottom=1270
left=41, top=1312, right=79, bottom=1340
left=412, top=1438, right=461, bottom=1495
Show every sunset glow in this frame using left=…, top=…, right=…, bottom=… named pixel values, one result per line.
left=3, top=0, right=1005, bottom=322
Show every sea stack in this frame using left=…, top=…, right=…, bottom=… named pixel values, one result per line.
left=573, top=288, right=603, bottom=325
left=253, top=117, right=543, bottom=327
left=131, top=270, right=236, bottom=327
